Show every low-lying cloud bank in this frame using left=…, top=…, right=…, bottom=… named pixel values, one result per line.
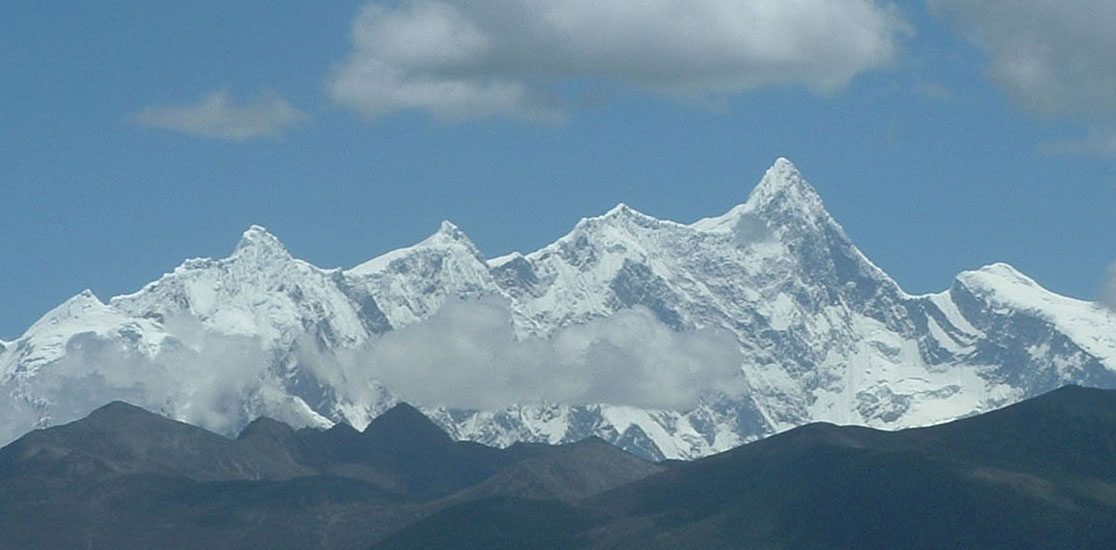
left=328, top=0, right=909, bottom=120
left=321, top=298, right=745, bottom=411
left=0, top=299, right=743, bottom=443
left=0, top=318, right=291, bottom=445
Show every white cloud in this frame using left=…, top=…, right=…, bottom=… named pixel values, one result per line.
left=1101, top=261, right=1116, bottom=309
left=932, top=1, right=1116, bottom=119
left=0, top=299, right=744, bottom=444
left=135, top=90, right=309, bottom=140
left=327, top=0, right=910, bottom=120
left=323, top=297, right=745, bottom=410
left=0, top=317, right=289, bottom=445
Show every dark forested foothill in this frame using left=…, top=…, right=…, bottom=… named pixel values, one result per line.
left=2, top=387, right=1115, bottom=549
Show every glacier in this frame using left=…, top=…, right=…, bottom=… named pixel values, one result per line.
left=3, top=158, right=1115, bottom=460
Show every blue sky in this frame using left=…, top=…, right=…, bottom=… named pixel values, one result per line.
left=2, top=0, right=1115, bottom=339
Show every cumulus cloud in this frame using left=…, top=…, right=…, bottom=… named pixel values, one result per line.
left=135, top=90, right=309, bottom=140
left=327, top=0, right=910, bottom=120
left=932, top=1, right=1116, bottom=119
left=320, top=297, right=745, bottom=410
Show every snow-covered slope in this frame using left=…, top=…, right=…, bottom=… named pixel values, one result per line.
left=3, top=159, right=1115, bottom=460
left=1, top=290, right=168, bottom=381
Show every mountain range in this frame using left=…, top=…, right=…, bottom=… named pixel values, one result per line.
left=2, top=158, right=1115, bottom=460
left=2, top=386, right=1114, bottom=549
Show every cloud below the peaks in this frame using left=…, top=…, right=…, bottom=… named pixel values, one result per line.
left=0, top=317, right=300, bottom=446
left=0, top=298, right=743, bottom=445
left=321, top=298, right=746, bottom=411
left=326, top=0, right=910, bottom=121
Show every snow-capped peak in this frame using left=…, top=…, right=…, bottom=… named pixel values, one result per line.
left=232, top=225, right=292, bottom=263
left=560, top=203, right=672, bottom=242
left=961, top=262, right=1033, bottom=285
left=690, top=158, right=832, bottom=235
left=605, top=202, right=634, bottom=217
left=31, top=289, right=107, bottom=329
left=350, top=220, right=484, bottom=276
left=4, top=288, right=169, bottom=380
left=744, top=157, right=827, bottom=217
left=600, top=202, right=665, bottom=227
left=952, top=262, right=1105, bottom=317
left=954, top=263, right=1044, bottom=303
left=952, top=262, right=1116, bottom=371
left=426, top=220, right=476, bottom=248
left=487, top=251, right=524, bottom=268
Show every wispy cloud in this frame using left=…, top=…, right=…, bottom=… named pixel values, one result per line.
left=916, top=81, right=955, bottom=102
left=135, top=90, right=309, bottom=140
left=327, top=0, right=910, bottom=121
left=1040, top=130, right=1116, bottom=158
